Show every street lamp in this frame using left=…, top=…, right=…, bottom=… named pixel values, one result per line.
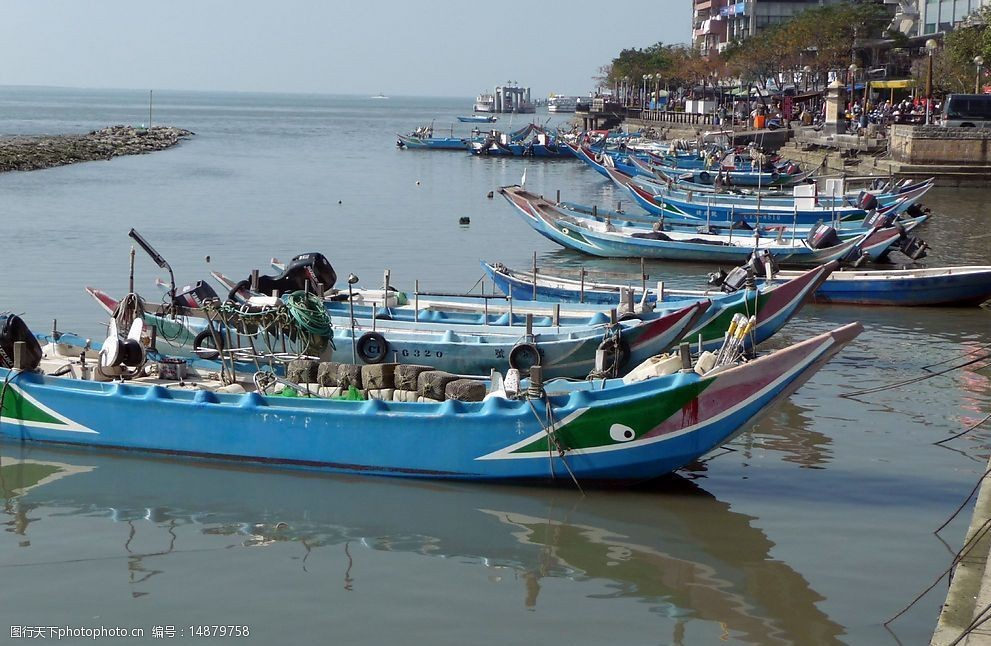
left=975, top=55, right=985, bottom=94
left=803, top=65, right=812, bottom=92
left=642, top=74, right=649, bottom=108
left=925, top=38, right=938, bottom=124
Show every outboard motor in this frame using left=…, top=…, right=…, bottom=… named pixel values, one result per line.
left=858, top=191, right=879, bottom=211
left=172, top=281, right=220, bottom=309
left=863, top=210, right=895, bottom=229
left=706, top=268, right=728, bottom=289
left=718, top=266, right=750, bottom=293
left=0, top=313, right=42, bottom=371
left=807, top=223, right=841, bottom=250
left=231, top=252, right=337, bottom=299
left=896, top=235, right=929, bottom=260
left=748, top=249, right=779, bottom=279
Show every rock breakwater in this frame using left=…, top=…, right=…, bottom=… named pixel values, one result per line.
left=0, top=125, right=194, bottom=172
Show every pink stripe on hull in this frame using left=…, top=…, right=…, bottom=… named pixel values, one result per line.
left=642, top=334, right=830, bottom=439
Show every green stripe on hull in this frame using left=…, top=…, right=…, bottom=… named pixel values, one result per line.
left=693, top=290, right=767, bottom=344
left=511, top=378, right=714, bottom=454
left=1, top=385, right=65, bottom=426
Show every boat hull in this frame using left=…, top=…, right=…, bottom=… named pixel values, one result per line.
left=0, top=324, right=861, bottom=484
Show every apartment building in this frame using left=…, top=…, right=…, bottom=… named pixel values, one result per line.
left=920, top=0, right=988, bottom=34
left=692, top=0, right=845, bottom=53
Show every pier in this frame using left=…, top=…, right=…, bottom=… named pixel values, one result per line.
left=493, top=84, right=534, bottom=113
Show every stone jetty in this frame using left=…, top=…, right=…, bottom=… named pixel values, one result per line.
left=0, top=125, right=193, bottom=173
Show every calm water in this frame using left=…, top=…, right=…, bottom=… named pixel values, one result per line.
left=1, top=87, right=989, bottom=644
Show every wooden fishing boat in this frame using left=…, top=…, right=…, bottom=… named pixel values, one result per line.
left=0, top=313, right=862, bottom=484
left=85, top=287, right=710, bottom=379
left=500, top=186, right=914, bottom=266
left=482, top=261, right=991, bottom=308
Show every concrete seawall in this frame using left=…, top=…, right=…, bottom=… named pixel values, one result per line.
left=0, top=125, right=193, bottom=173
left=932, top=456, right=991, bottom=645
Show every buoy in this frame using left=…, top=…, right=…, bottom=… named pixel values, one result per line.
left=338, top=200, right=342, bottom=204
left=204, top=255, right=210, bottom=263
left=486, top=191, right=494, bottom=198
left=415, top=180, right=421, bottom=186
left=459, top=217, right=470, bottom=225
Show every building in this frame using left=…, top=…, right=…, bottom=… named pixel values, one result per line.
left=693, top=1, right=854, bottom=53
left=920, top=0, right=988, bottom=34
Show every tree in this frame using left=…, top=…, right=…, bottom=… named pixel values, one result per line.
left=939, top=7, right=991, bottom=93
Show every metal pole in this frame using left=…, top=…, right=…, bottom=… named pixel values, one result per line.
left=348, top=283, right=356, bottom=364
left=149, top=90, right=153, bottom=128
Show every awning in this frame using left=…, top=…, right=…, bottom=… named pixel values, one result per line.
left=870, top=79, right=916, bottom=89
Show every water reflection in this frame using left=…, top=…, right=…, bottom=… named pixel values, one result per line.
left=741, top=399, right=833, bottom=469
left=0, top=445, right=844, bottom=645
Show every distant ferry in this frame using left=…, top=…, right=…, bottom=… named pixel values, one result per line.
left=547, top=95, right=578, bottom=113
left=474, top=93, right=495, bottom=112
left=371, top=93, right=389, bottom=100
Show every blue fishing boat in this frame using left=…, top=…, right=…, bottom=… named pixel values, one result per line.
left=0, top=312, right=862, bottom=485
left=458, top=114, right=497, bottom=123
left=500, top=186, right=915, bottom=266
left=396, top=133, right=470, bottom=150
left=240, top=258, right=837, bottom=355
left=481, top=260, right=837, bottom=353
left=86, top=287, right=710, bottom=379
left=549, top=195, right=930, bottom=241
left=608, top=168, right=928, bottom=224
left=483, top=261, right=991, bottom=308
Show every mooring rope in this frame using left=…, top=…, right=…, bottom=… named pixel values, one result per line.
left=935, top=466, right=991, bottom=534
left=840, top=352, right=991, bottom=398
left=934, top=411, right=991, bottom=447
left=921, top=343, right=991, bottom=373
left=946, top=602, right=991, bottom=646
left=525, top=395, right=584, bottom=495
left=885, top=516, right=991, bottom=626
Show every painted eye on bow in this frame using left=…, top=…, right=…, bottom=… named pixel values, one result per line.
left=609, top=424, right=637, bottom=443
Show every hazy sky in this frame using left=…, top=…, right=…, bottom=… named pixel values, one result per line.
left=0, top=1, right=690, bottom=97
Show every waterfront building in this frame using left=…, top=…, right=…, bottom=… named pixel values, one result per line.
left=693, top=1, right=851, bottom=52
left=920, top=0, right=989, bottom=34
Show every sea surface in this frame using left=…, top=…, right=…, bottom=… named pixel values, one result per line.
left=1, top=87, right=989, bottom=644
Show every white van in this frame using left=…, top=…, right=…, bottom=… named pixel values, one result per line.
left=942, top=94, right=991, bottom=128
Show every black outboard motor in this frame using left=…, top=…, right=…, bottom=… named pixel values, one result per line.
left=807, top=223, right=841, bottom=250
left=896, top=235, right=929, bottom=260
left=716, top=266, right=750, bottom=293
left=0, top=314, right=43, bottom=371
left=172, top=281, right=220, bottom=309
left=231, top=252, right=338, bottom=300
left=858, top=191, right=879, bottom=211
left=748, top=249, right=779, bottom=279
left=863, top=210, right=895, bottom=229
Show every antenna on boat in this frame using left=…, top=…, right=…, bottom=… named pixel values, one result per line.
left=128, top=228, right=175, bottom=300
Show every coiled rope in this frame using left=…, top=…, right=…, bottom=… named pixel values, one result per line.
left=285, top=291, right=334, bottom=342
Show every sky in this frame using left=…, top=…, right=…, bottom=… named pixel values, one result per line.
left=0, top=0, right=691, bottom=98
